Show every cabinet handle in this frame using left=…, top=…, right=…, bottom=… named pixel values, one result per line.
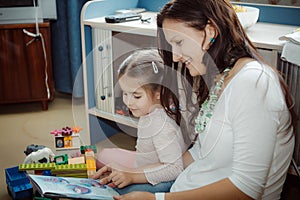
left=98, top=45, right=104, bottom=52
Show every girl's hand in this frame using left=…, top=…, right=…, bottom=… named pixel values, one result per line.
left=93, top=163, right=134, bottom=187
left=109, top=170, right=134, bottom=188
left=92, top=165, right=112, bottom=181
left=113, top=191, right=155, bottom=200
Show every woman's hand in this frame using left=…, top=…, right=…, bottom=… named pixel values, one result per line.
left=113, top=191, right=155, bottom=200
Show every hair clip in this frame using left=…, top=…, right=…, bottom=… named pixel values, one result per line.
left=152, top=61, right=159, bottom=74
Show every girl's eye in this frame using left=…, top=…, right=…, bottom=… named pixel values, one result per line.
left=134, top=95, right=141, bottom=99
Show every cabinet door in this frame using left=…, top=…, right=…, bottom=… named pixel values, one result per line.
left=92, top=29, right=157, bottom=117
left=92, top=28, right=114, bottom=114
left=0, top=23, right=54, bottom=107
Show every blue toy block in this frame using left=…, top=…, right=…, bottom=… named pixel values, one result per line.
left=10, top=183, right=33, bottom=199
left=5, top=166, right=30, bottom=187
left=5, top=166, right=33, bottom=200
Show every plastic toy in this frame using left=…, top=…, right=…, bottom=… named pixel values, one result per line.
left=80, top=145, right=97, bottom=154
left=54, top=154, right=69, bottom=165
left=5, top=166, right=33, bottom=200
left=61, top=126, right=73, bottom=136
left=50, top=126, right=83, bottom=150
left=24, top=144, right=46, bottom=156
left=19, top=163, right=56, bottom=171
left=24, top=147, right=55, bottom=164
left=72, top=126, right=83, bottom=133
left=85, top=150, right=96, bottom=178
left=63, top=136, right=72, bottom=147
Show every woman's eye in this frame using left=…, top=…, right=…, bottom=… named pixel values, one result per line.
left=134, top=95, right=141, bottom=99
left=175, top=40, right=183, bottom=46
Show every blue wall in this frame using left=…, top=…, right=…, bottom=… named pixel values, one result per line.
left=137, top=0, right=169, bottom=12
left=232, top=3, right=300, bottom=26
left=138, top=0, right=300, bottom=26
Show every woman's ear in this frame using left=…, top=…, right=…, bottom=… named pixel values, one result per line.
left=203, top=23, right=218, bottom=50
left=206, top=22, right=218, bottom=38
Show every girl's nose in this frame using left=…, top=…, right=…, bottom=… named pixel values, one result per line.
left=123, top=95, right=133, bottom=107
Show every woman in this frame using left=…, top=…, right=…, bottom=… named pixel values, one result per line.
left=106, top=0, right=296, bottom=199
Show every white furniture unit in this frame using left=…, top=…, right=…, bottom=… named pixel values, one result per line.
left=81, top=7, right=298, bottom=145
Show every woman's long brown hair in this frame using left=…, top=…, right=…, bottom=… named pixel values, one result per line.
left=157, top=0, right=296, bottom=138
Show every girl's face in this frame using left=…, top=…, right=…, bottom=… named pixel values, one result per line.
left=162, top=19, right=214, bottom=76
left=119, top=75, right=160, bottom=118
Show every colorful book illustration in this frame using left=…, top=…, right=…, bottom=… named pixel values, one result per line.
left=28, top=174, right=119, bottom=200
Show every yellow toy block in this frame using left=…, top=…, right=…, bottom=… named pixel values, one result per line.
left=86, top=159, right=96, bottom=170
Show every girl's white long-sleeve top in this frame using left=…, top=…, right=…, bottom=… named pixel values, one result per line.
left=135, top=107, right=188, bottom=185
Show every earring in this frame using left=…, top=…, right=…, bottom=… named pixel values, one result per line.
left=210, top=37, right=215, bottom=43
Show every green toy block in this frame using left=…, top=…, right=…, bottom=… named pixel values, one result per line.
left=19, top=163, right=56, bottom=171
left=52, top=163, right=87, bottom=172
left=80, top=145, right=97, bottom=154
left=54, top=154, right=68, bottom=165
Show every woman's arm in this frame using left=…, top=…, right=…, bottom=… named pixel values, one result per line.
left=165, top=178, right=253, bottom=200
left=113, top=178, right=253, bottom=200
left=114, top=178, right=252, bottom=200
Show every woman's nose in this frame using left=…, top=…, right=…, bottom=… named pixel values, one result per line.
left=172, top=52, right=182, bottom=62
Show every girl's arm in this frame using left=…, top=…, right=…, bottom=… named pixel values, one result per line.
left=182, top=150, right=193, bottom=168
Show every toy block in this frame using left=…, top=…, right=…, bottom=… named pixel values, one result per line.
left=68, top=156, right=85, bottom=164
left=61, top=126, right=73, bottom=136
left=55, top=137, right=64, bottom=148
left=52, top=172, right=88, bottom=178
left=42, top=170, right=52, bottom=176
left=55, top=147, right=80, bottom=158
left=10, top=183, right=33, bottom=200
left=5, top=166, right=30, bottom=187
left=64, top=136, right=72, bottom=147
left=19, top=163, right=56, bottom=171
left=86, top=159, right=96, bottom=170
left=72, top=135, right=81, bottom=148
left=80, top=145, right=97, bottom=154
left=72, top=126, right=83, bottom=133
left=86, top=159, right=96, bottom=178
left=85, top=150, right=95, bottom=160
left=52, top=163, right=87, bottom=172
left=54, top=154, right=68, bottom=165
left=34, top=197, right=52, bottom=200
left=87, top=170, right=96, bottom=178
left=5, top=166, right=33, bottom=199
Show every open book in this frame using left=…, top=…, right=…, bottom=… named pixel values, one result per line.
left=28, top=174, right=119, bottom=200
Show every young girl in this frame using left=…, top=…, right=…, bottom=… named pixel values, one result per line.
left=94, top=49, right=189, bottom=194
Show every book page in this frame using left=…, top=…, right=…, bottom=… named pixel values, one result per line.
left=29, top=174, right=119, bottom=200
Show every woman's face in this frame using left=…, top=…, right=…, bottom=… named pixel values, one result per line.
left=162, top=19, right=212, bottom=76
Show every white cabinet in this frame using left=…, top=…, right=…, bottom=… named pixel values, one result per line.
left=81, top=9, right=298, bottom=144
